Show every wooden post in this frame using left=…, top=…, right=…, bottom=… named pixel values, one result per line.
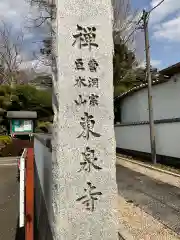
left=142, top=9, right=157, bottom=164
left=25, top=148, right=34, bottom=240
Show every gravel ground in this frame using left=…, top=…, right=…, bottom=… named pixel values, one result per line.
left=116, top=158, right=180, bottom=240
left=117, top=157, right=180, bottom=188
left=118, top=195, right=180, bottom=240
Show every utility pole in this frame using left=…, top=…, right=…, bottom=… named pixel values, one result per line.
left=142, top=9, right=157, bottom=164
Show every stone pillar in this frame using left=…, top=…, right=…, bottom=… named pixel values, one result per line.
left=52, top=0, right=118, bottom=239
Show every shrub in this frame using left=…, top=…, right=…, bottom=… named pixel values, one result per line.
left=0, top=135, right=12, bottom=145
left=35, top=121, right=51, bottom=133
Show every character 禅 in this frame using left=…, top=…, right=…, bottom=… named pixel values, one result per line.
left=72, top=25, right=98, bottom=51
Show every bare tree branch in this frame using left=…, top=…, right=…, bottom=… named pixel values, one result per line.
left=112, top=0, right=138, bottom=44
left=112, top=0, right=145, bottom=88
left=26, top=0, right=56, bottom=29
left=25, top=0, right=56, bottom=73
left=0, top=21, right=24, bottom=85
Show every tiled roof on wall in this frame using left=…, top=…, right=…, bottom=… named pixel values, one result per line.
left=114, top=62, right=180, bottom=101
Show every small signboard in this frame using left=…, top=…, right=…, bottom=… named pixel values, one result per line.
left=11, top=119, right=33, bottom=135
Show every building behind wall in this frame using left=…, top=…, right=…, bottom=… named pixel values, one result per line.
left=114, top=62, right=180, bottom=162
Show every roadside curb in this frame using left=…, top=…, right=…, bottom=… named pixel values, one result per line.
left=0, top=163, right=17, bottom=166
left=0, top=157, right=19, bottom=160
left=116, top=156, right=180, bottom=178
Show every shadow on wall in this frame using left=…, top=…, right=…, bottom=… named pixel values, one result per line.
left=34, top=162, right=53, bottom=240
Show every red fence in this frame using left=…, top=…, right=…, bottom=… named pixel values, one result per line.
left=22, top=137, right=52, bottom=240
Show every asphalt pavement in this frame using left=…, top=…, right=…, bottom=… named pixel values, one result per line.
left=116, top=165, right=180, bottom=235
left=0, top=157, right=19, bottom=166
left=0, top=158, right=19, bottom=240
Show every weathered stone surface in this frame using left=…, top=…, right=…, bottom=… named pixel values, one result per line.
left=52, top=0, right=118, bottom=239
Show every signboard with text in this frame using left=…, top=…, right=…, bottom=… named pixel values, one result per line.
left=11, top=119, right=33, bottom=135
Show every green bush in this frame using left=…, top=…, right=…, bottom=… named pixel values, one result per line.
left=0, top=135, right=12, bottom=145
left=0, top=84, right=53, bottom=134
left=35, top=121, right=51, bottom=133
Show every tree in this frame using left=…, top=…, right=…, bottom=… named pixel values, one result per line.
left=0, top=84, right=53, bottom=133
left=28, top=0, right=55, bottom=29
left=30, top=74, right=52, bottom=88
left=0, top=85, right=15, bottom=133
left=14, top=84, right=53, bottom=119
left=113, top=0, right=138, bottom=44
left=113, top=48, right=163, bottom=96
left=113, top=39, right=138, bottom=96
left=27, top=0, right=58, bottom=125
left=27, top=0, right=55, bottom=67
left=112, top=0, right=145, bottom=96
left=40, top=37, right=52, bottom=57
left=0, top=21, right=24, bottom=85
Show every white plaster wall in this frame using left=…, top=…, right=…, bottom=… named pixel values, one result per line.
left=115, top=122, right=180, bottom=158
left=121, top=75, right=180, bottom=122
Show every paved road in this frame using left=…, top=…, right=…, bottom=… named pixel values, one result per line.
left=0, top=158, right=19, bottom=240
left=0, top=157, right=19, bottom=166
left=116, top=165, right=180, bottom=235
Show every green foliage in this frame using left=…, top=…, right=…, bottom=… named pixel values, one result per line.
left=0, top=84, right=53, bottom=133
left=10, top=85, right=53, bottom=119
left=113, top=40, right=138, bottom=96
left=0, top=85, right=12, bottom=109
left=114, top=85, right=129, bottom=97
left=40, top=38, right=52, bottom=56
left=31, top=75, right=52, bottom=88
left=35, top=121, right=51, bottom=133
left=113, top=41, right=135, bottom=85
left=0, top=135, right=12, bottom=145
left=113, top=38, right=160, bottom=97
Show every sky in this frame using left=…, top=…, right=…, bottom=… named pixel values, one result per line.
left=131, top=0, right=180, bottom=69
left=0, top=0, right=179, bottom=72
left=0, top=0, right=50, bottom=73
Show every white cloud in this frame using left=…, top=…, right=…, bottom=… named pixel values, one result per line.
left=0, top=0, right=50, bottom=73
left=151, top=59, right=162, bottom=67
left=153, top=15, right=180, bottom=41
left=149, top=0, right=180, bottom=25
left=148, top=0, right=180, bottom=43
left=139, top=59, right=162, bottom=68
left=0, top=0, right=32, bottom=28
